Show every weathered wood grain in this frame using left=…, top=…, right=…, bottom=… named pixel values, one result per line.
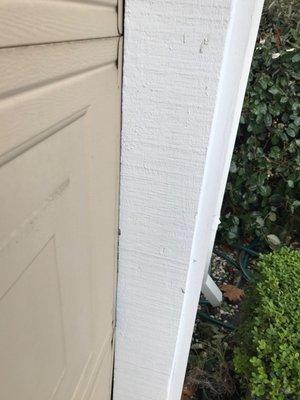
left=115, top=1, right=232, bottom=399
left=115, top=1, right=263, bottom=399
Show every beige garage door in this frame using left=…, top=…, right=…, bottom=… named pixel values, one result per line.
left=0, top=2, right=122, bottom=399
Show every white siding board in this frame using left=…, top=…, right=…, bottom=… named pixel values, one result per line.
left=168, top=1, right=264, bottom=398
left=115, top=1, right=263, bottom=399
left=116, top=2, right=231, bottom=399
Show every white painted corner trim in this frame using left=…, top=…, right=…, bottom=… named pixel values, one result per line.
left=115, top=1, right=264, bottom=400
left=167, top=1, right=264, bottom=399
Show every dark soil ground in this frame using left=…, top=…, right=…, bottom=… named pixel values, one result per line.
left=182, top=248, right=256, bottom=400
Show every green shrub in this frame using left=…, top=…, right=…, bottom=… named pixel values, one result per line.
left=219, top=0, right=300, bottom=244
left=234, top=247, right=300, bottom=399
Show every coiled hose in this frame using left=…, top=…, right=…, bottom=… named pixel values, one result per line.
left=197, top=241, right=260, bottom=330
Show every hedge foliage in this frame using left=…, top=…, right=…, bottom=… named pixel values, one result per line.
left=234, top=247, right=300, bottom=399
left=219, top=0, right=300, bottom=244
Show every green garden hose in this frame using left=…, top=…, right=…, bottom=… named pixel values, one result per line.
left=197, top=241, right=260, bottom=330
left=197, top=310, right=235, bottom=331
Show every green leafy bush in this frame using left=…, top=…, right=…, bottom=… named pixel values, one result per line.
left=219, top=0, right=300, bottom=244
left=234, top=247, right=300, bottom=399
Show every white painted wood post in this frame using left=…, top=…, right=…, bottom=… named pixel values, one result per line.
left=114, top=1, right=264, bottom=399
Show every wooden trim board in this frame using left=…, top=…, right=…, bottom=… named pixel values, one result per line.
left=115, top=1, right=263, bottom=399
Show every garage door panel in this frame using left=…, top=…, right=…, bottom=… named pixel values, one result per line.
left=0, top=0, right=119, bottom=48
left=89, top=347, right=113, bottom=400
left=72, top=333, right=113, bottom=400
left=0, top=237, right=67, bottom=400
left=0, top=179, right=66, bottom=300
left=0, top=114, right=92, bottom=398
left=0, top=38, right=118, bottom=101
left=0, top=38, right=119, bottom=160
left=0, top=37, right=120, bottom=400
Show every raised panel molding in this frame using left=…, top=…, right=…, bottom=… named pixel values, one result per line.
left=0, top=34, right=121, bottom=399
left=0, top=37, right=118, bottom=100
left=0, top=108, right=88, bottom=167
left=0, top=0, right=119, bottom=47
left=0, top=37, right=119, bottom=161
left=0, top=237, right=67, bottom=400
